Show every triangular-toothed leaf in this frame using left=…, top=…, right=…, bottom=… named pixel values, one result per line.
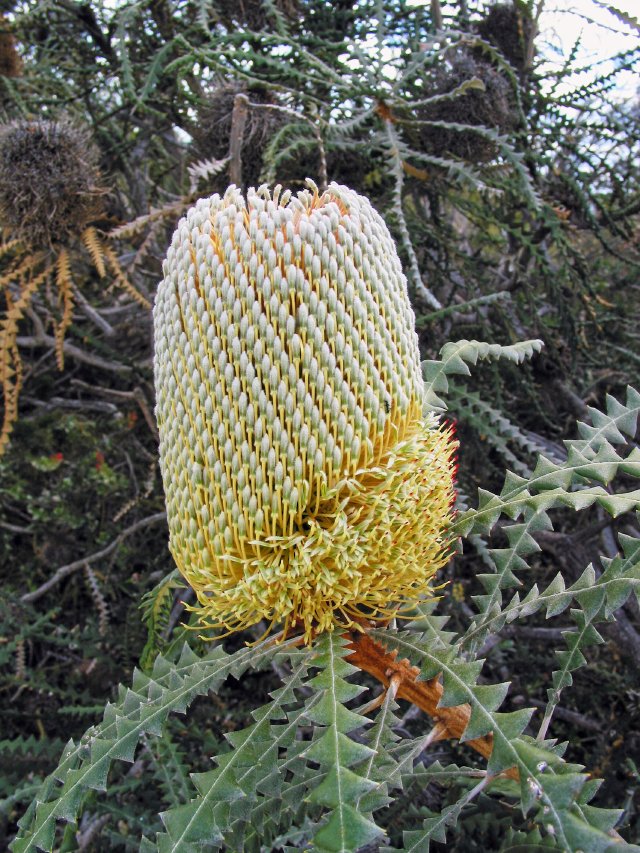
left=12, top=640, right=289, bottom=851
left=438, top=660, right=485, bottom=707
left=460, top=683, right=510, bottom=742
left=409, top=601, right=460, bottom=649
left=577, top=803, right=624, bottom=834
left=300, top=632, right=387, bottom=852
left=577, top=387, right=640, bottom=448
left=157, top=649, right=317, bottom=852
left=368, top=628, right=617, bottom=848
left=600, top=533, right=640, bottom=615
left=354, top=688, right=404, bottom=806
left=305, top=728, right=375, bottom=769
left=11, top=802, right=57, bottom=853
left=454, top=389, right=640, bottom=660
left=399, top=782, right=498, bottom=853
left=313, top=803, right=383, bottom=853
left=158, top=799, right=225, bottom=848
left=307, top=764, right=378, bottom=808
left=537, top=606, right=607, bottom=741
left=305, top=692, right=368, bottom=729
left=561, top=808, right=630, bottom=852
left=422, top=339, right=543, bottom=412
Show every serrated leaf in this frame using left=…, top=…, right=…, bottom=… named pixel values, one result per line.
left=422, top=339, right=543, bottom=413
left=307, top=765, right=378, bottom=808
left=306, top=728, right=375, bottom=769
left=12, top=641, right=287, bottom=852
left=302, top=632, right=386, bottom=852
left=313, top=804, right=382, bottom=852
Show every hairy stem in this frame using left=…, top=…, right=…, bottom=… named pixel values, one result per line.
left=347, top=630, right=518, bottom=779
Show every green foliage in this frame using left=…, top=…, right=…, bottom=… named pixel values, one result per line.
left=303, top=633, right=383, bottom=851
left=10, top=380, right=640, bottom=852
left=139, top=570, right=185, bottom=671
left=422, top=338, right=544, bottom=413
left=12, top=640, right=287, bottom=853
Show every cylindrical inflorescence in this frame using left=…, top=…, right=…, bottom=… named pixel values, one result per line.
left=154, top=181, right=457, bottom=641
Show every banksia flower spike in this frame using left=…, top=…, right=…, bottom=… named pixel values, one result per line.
left=154, top=182, right=457, bottom=642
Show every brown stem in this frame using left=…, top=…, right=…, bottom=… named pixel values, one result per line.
left=430, top=0, right=443, bottom=31
left=20, top=512, right=167, bottom=604
left=346, top=630, right=518, bottom=779
left=229, top=93, right=249, bottom=187
left=313, top=122, right=328, bottom=192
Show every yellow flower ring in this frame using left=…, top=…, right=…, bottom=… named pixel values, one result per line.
left=154, top=182, right=457, bottom=642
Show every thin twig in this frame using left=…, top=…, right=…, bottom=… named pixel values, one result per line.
left=132, top=386, right=159, bottom=439
left=69, top=380, right=159, bottom=438
left=77, top=814, right=111, bottom=851
left=22, top=395, right=121, bottom=416
left=16, top=334, right=132, bottom=374
left=430, top=0, right=443, bottom=30
left=21, top=512, right=167, bottom=604
left=70, top=379, right=136, bottom=400
left=72, top=285, right=115, bottom=336
left=165, top=587, right=195, bottom=637
left=529, top=699, right=600, bottom=733
left=0, top=520, right=32, bottom=533
left=312, top=120, right=328, bottom=192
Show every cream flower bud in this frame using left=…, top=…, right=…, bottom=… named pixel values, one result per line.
left=154, top=181, right=456, bottom=641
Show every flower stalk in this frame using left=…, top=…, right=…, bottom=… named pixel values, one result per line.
left=346, top=629, right=519, bottom=779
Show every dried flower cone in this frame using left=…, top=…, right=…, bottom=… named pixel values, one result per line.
left=154, top=182, right=457, bottom=640
left=0, top=120, right=104, bottom=248
left=215, top=0, right=299, bottom=30
left=476, top=3, right=535, bottom=72
left=190, top=81, right=286, bottom=190
left=416, top=50, right=517, bottom=163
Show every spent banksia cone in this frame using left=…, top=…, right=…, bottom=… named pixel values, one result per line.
left=190, top=81, right=286, bottom=190
left=154, top=182, right=457, bottom=641
left=0, top=119, right=104, bottom=248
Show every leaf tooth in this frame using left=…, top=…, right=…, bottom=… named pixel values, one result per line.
left=439, top=660, right=484, bottom=708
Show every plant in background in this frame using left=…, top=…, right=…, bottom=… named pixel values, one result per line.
left=474, top=2, right=536, bottom=74
left=213, top=0, right=300, bottom=31
left=12, top=183, right=640, bottom=853
left=413, top=48, right=518, bottom=163
left=189, top=80, right=288, bottom=190
left=0, top=120, right=104, bottom=251
left=0, top=119, right=150, bottom=455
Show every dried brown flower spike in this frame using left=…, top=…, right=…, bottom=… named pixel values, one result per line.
left=0, top=119, right=149, bottom=456
left=0, top=120, right=104, bottom=249
left=416, top=50, right=517, bottom=162
left=476, top=2, right=536, bottom=72
left=214, top=0, right=299, bottom=31
left=191, top=82, right=287, bottom=190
